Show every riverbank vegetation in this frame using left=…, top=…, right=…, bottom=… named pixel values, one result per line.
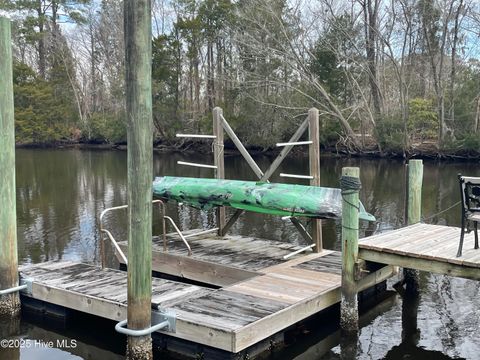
left=2, top=0, right=480, bottom=157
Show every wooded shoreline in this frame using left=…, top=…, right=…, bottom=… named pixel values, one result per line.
left=15, top=140, right=480, bottom=161
left=5, top=1, right=480, bottom=166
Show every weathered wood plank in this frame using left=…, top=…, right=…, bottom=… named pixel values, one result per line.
left=118, top=232, right=314, bottom=285
left=360, top=224, right=440, bottom=252
left=386, top=228, right=457, bottom=257
left=120, top=243, right=259, bottom=287
left=171, top=290, right=289, bottom=329
left=358, top=223, right=425, bottom=248
left=357, top=265, right=398, bottom=292
left=359, top=224, right=480, bottom=270
left=20, top=262, right=238, bottom=351
left=19, top=258, right=394, bottom=354
left=260, top=251, right=334, bottom=273
left=228, top=278, right=316, bottom=304
left=295, top=252, right=342, bottom=275
left=358, top=248, right=480, bottom=281
left=267, top=267, right=341, bottom=286
left=233, top=287, right=341, bottom=352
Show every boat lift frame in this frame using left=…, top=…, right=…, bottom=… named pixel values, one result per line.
left=175, top=107, right=323, bottom=254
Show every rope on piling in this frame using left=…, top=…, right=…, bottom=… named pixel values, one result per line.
left=340, top=175, right=362, bottom=231
left=340, top=175, right=362, bottom=212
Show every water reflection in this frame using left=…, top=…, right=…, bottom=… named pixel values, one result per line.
left=12, top=148, right=480, bottom=359
left=17, top=150, right=480, bottom=267
left=0, top=313, right=124, bottom=360
left=0, top=315, right=21, bottom=360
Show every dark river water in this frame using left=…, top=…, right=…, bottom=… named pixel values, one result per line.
left=2, top=148, right=480, bottom=360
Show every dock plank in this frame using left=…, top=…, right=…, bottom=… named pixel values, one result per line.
left=20, top=262, right=245, bottom=351
left=118, top=230, right=318, bottom=286
left=120, top=231, right=309, bottom=272
left=294, top=252, right=342, bottom=275
left=171, top=290, right=289, bottom=330
left=359, top=224, right=480, bottom=278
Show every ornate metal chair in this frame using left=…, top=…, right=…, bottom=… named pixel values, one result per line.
left=457, top=175, right=480, bottom=257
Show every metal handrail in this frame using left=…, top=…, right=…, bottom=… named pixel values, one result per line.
left=101, top=229, right=128, bottom=265
left=99, top=199, right=193, bottom=268
left=0, top=284, right=27, bottom=296
left=115, top=319, right=169, bottom=336
left=164, top=216, right=192, bottom=256
left=99, top=204, right=129, bottom=268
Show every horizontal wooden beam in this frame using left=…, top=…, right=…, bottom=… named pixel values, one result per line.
left=358, top=248, right=480, bottom=281
left=357, top=265, right=398, bottom=292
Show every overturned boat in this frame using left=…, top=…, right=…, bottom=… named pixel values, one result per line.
left=153, top=176, right=375, bottom=222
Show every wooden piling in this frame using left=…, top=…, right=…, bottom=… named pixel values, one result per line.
left=0, top=17, right=20, bottom=317
left=124, top=1, right=153, bottom=359
left=404, top=159, right=423, bottom=294
left=308, top=108, right=322, bottom=252
left=213, top=107, right=226, bottom=234
left=340, top=167, right=360, bottom=332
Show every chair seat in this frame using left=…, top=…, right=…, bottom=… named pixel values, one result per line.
left=467, top=213, right=480, bottom=222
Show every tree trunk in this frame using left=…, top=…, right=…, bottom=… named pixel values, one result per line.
left=216, top=39, right=223, bottom=104
left=37, top=0, right=46, bottom=79
left=207, top=40, right=214, bottom=111
left=475, top=97, right=480, bottom=134
left=363, top=0, right=383, bottom=117
left=449, top=0, right=463, bottom=123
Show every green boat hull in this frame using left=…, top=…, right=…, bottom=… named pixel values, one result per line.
left=153, top=176, right=375, bottom=222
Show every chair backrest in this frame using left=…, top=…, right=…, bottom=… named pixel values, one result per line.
left=459, top=175, right=480, bottom=213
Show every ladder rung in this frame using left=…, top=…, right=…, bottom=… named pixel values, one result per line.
left=276, top=140, right=313, bottom=147
left=176, top=134, right=216, bottom=139
left=279, top=173, right=314, bottom=180
left=177, top=161, right=217, bottom=169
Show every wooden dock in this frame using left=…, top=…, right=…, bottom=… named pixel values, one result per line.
left=359, top=223, right=480, bottom=281
left=19, top=223, right=479, bottom=355
left=117, top=230, right=327, bottom=286
left=19, top=234, right=394, bottom=354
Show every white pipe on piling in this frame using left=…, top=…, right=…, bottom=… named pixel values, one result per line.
left=176, top=134, right=216, bottom=139
left=279, top=173, right=314, bottom=180
left=177, top=161, right=217, bottom=169
left=276, top=140, right=313, bottom=147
